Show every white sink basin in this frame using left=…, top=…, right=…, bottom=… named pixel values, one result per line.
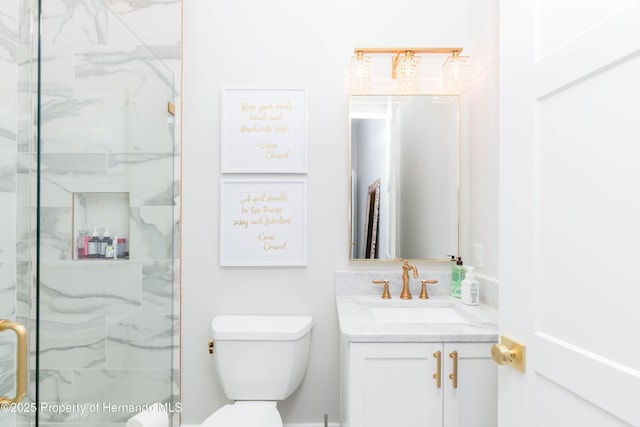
left=371, top=306, right=477, bottom=324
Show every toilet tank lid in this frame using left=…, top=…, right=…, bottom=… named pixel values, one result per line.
left=211, top=315, right=313, bottom=341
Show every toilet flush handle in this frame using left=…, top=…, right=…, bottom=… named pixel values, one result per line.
left=208, top=339, right=214, bottom=355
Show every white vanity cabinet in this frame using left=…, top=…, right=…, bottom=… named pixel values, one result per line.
left=343, top=341, right=497, bottom=427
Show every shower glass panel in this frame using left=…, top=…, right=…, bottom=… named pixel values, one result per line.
left=1, top=0, right=180, bottom=426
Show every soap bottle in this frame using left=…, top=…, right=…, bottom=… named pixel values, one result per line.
left=87, top=228, right=100, bottom=258
left=451, top=256, right=465, bottom=298
left=76, top=226, right=87, bottom=259
left=101, top=229, right=113, bottom=259
left=461, top=266, right=480, bottom=305
left=116, top=237, right=127, bottom=259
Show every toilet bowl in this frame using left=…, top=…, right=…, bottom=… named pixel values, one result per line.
left=201, top=315, right=313, bottom=427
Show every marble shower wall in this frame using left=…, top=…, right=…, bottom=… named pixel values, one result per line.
left=0, top=0, right=181, bottom=426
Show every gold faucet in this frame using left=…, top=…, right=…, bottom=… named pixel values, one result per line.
left=400, top=260, right=419, bottom=299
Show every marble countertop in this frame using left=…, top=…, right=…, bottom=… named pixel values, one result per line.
left=336, top=294, right=499, bottom=343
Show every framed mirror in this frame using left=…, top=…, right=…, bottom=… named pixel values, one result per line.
left=349, top=95, right=460, bottom=261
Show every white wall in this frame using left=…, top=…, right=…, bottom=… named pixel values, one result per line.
left=181, top=1, right=500, bottom=425
left=467, top=0, right=500, bottom=278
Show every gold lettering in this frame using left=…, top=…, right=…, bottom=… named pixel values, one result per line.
left=264, top=241, right=288, bottom=251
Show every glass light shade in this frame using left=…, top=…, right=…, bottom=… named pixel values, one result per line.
left=350, top=54, right=372, bottom=94
left=396, top=53, right=421, bottom=94
left=442, top=54, right=471, bottom=94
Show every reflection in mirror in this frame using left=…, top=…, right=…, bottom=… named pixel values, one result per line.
left=350, top=95, right=459, bottom=261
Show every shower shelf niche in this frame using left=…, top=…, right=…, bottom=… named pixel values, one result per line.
left=72, top=192, right=131, bottom=260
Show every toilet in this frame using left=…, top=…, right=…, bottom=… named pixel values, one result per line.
left=201, top=315, right=313, bottom=427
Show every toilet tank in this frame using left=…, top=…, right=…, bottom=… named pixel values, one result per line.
left=211, top=315, right=313, bottom=401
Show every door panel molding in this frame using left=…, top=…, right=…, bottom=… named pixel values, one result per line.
left=535, top=332, right=640, bottom=426
left=535, top=3, right=640, bottom=99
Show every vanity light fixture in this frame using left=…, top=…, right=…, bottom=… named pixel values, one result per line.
left=349, top=50, right=372, bottom=94
left=350, top=47, right=470, bottom=96
left=442, top=50, right=471, bottom=94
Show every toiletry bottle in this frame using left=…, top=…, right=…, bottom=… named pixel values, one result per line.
left=451, top=256, right=465, bottom=298
left=461, top=266, right=480, bottom=305
left=76, top=226, right=87, bottom=259
left=87, top=228, right=100, bottom=258
left=101, top=229, right=113, bottom=259
left=117, top=237, right=127, bottom=259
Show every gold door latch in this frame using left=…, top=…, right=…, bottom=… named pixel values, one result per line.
left=208, top=339, right=214, bottom=355
left=491, top=336, right=526, bottom=373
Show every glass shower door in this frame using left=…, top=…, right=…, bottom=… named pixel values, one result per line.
left=36, top=0, right=180, bottom=425
left=2, top=0, right=180, bottom=425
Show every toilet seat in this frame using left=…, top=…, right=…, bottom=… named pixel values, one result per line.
left=200, top=401, right=282, bottom=427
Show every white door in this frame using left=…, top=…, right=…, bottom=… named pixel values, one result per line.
left=499, top=1, right=640, bottom=426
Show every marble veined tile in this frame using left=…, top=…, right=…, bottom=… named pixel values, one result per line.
left=0, top=91, right=18, bottom=152
left=107, top=153, right=176, bottom=206
left=141, top=260, right=176, bottom=314
left=39, top=260, right=142, bottom=314
left=37, top=369, right=74, bottom=402
left=74, top=46, right=174, bottom=100
left=105, top=0, right=181, bottom=47
left=129, top=206, right=176, bottom=260
left=40, top=96, right=143, bottom=153
left=0, top=8, right=18, bottom=91
left=16, top=153, right=31, bottom=208
left=40, top=0, right=108, bottom=46
left=15, top=261, right=31, bottom=318
left=39, top=46, right=74, bottom=97
left=0, top=314, right=16, bottom=374
left=0, top=261, right=16, bottom=317
left=0, top=410, right=15, bottom=427
left=0, top=151, right=17, bottom=206
left=106, top=314, right=177, bottom=369
left=0, top=0, right=19, bottom=37
left=39, top=314, right=106, bottom=369
left=16, top=92, right=33, bottom=153
left=39, top=154, right=108, bottom=207
left=0, top=206, right=17, bottom=261
left=38, top=207, right=72, bottom=261
left=14, top=207, right=33, bottom=262
left=71, top=368, right=174, bottom=423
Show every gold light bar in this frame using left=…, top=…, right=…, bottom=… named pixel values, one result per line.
left=354, top=48, right=463, bottom=79
left=353, top=47, right=463, bottom=55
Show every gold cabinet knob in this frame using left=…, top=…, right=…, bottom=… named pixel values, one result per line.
left=208, top=339, right=214, bottom=354
left=491, top=336, right=526, bottom=372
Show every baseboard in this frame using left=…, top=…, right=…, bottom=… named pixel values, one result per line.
left=285, top=424, right=340, bottom=427
left=181, top=423, right=340, bottom=427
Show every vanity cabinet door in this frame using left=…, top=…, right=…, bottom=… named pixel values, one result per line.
left=348, top=342, right=443, bottom=427
left=443, top=343, right=497, bottom=427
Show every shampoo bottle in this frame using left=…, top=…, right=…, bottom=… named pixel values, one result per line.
left=87, top=228, right=100, bottom=258
left=101, top=229, right=113, bottom=259
left=76, top=226, right=87, bottom=259
left=461, top=266, right=480, bottom=305
left=451, top=257, right=465, bottom=298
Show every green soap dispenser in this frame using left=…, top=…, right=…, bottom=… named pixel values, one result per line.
left=451, top=256, right=465, bottom=298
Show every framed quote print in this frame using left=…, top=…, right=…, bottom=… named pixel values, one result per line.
left=221, top=88, right=308, bottom=173
left=220, top=179, right=307, bottom=266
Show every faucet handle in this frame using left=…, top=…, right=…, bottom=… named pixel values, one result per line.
left=372, top=279, right=391, bottom=299
left=419, top=279, right=438, bottom=299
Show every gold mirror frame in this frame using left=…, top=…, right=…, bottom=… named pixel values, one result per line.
left=348, top=95, right=461, bottom=262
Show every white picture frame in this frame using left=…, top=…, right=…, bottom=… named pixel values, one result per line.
left=221, top=88, right=308, bottom=173
left=220, top=179, right=308, bottom=266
